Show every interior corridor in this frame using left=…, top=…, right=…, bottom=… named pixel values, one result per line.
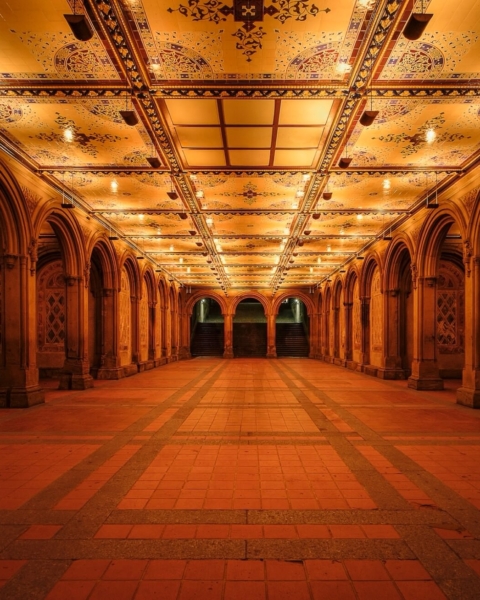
left=1, top=358, right=480, bottom=599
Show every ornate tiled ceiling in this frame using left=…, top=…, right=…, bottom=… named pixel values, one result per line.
left=0, top=0, right=479, bottom=291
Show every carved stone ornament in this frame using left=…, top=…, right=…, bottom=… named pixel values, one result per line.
left=410, top=263, right=418, bottom=289
left=463, top=239, right=472, bottom=277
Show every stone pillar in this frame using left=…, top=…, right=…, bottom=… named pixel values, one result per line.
left=377, top=289, right=405, bottom=380
left=130, top=295, right=142, bottom=370
left=59, top=275, right=94, bottom=390
left=408, top=276, right=444, bottom=390
left=149, top=301, right=158, bottom=364
left=266, top=313, right=277, bottom=358
left=457, top=256, right=480, bottom=407
left=332, top=307, right=340, bottom=359
left=96, top=287, right=124, bottom=380
left=356, top=296, right=370, bottom=372
left=309, top=312, right=319, bottom=358
left=343, top=302, right=353, bottom=361
left=320, top=308, right=328, bottom=359
left=0, top=254, right=44, bottom=407
left=178, top=306, right=191, bottom=360
left=223, top=313, right=234, bottom=358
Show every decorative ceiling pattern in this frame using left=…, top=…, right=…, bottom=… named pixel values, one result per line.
left=0, top=0, right=479, bottom=291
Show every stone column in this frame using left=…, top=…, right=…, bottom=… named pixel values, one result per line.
left=356, top=296, right=370, bottom=372
left=96, top=287, right=124, bottom=380
left=309, top=312, right=319, bottom=358
left=223, top=313, right=234, bottom=358
left=457, top=256, right=480, bottom=407
left=131, top=295, right=142, bottom=371
left=0, top=254, right=44, bottom=407
left=332, top=306, right=340, bottom=359
left=343, top=302, right=353, bottom=361
left=178, top=307, right=191, bottom=360
left=408, top=277, right=444, bottom=390
left=377, top=289, right=405, bottom=379
left=266, top=313, right=277, bottom=358
left=59, top=274, right=94, bottom=390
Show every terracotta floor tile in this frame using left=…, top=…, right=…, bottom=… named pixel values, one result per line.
left=89, top=580, right=138, bottom=600
left=305, top=560, right=348, bottom=580
left=184, top=560, right=225, bottom=580
left=45, top=580, right=96, bottom=600
left=310, top=581, right=357, bottom=600
left=19, top=525, right=62, bottom=540
left=103, top=560, right=148, bottom=580
left=385, top=560, right=431, bottom=581
left=134, top=580, right=181, bottom=600
left=344, top=560, right=390, bottom=581
left=178, top=580, right=223, bottom=600
left=353, top=581, right=403, bottom=600
left=62, top=560, right=111, bottom=580
left=267, top=581, right=310, bottom=600
left=224, top=581, right=266, bottom=600
left=266, top=560, right=306, bottom=580
left=396, top=580, right=448, bottom=599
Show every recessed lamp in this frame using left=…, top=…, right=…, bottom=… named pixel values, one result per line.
left=196, top=190, right=204, bottom=199
left=403, top=12, right=433, bottom=41
left=357, top=213, right=363, bottom=220
left=426, top=128, right=436, bottom=143
left=292, top=202, right=299, bottom=210
left=317, top=257, right=322, bottom=264
left=120, top=109, right=139, bottom=126
left=296, top=190, right=305, bottom=198
left=206, top=217, right=213, bottom=227
left=169, top=244, right=174, bottom=252
left=111, top=179, right=118, bottom=193
left=147, top=157, right=161, bottom=168
left=64, top=12, right=93, bottom=42
left=327, top=245, right=331, bottom=252
left=179, top=258, right=183, bottom=264
left=187, top=267, right=191, bottom=273
left=63, top=128, right=74, bottom=142
left=303, top=174, right=311, bottom=181
left=309, top=267, right=313, bottom=273
left=138, top=213, right=144, bottom=220
left=383, top=179, right=391, bottom=190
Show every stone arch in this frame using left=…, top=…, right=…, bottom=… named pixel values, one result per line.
left=118, top=256, right=139, bottom=370
left=231, top=292, right=270, bottom=316
left=186, top=291, right=228, bottom=317
left=157, top=276, right=169, bottom=360
left=0, top=160, right=32, bottom=256
left=272, top=291, right=314, bottom=316
left=344, top=267, right=359, bottom=364
left=361, top=257, right=383, bottom=370
left=467, top=189, right=480, bottom=257
left=332, top=278, right=345, bottom=360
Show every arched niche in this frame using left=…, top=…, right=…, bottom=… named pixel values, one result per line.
left=275, top=297, right=309, bottom=357
left=233, top=297, right=267, bottom=357
left=190, top=297, right=224, bottom=357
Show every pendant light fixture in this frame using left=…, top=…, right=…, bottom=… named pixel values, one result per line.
left=425, top=172, right=439, bottom=209
left=359, top=70, right=379, bottom=127
left=120, top=89, right=139, bottom=126
left=403, top=1, right=433, bottom=41
left=338, top=142, right=352, bottom=168
left=146, top=142, right=161, bottom=168
left=64, top=1, right=93, bottom=41
left=322, top=177, right=332, bottom=200
left=167, top=176, right=178, bottom=200
left=61, top=172, right=75, bottom=209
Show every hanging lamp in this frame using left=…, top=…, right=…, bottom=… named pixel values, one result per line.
left=403, top=1, right=432, bottom=40
left=64, top=1, right=93, bottom=41
left=120, top=89, right=138, bottom=126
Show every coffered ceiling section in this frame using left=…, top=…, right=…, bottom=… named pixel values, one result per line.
left=0, top=0, right=479, bottom=291
left=161, top=98, right=335, bottom=168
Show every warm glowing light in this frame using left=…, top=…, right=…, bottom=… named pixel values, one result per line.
left=292, top=202, right=298, bottom=210
left=303, top=174, right=311, bottom=181
left=357, top=213, right=363, bottom=220
left=336, top=61, right=352, bottom=75
left=327, top=245, right=331, bottom=252
left=296, top=190, right=305, bottom=198
left=169, top=244, right=174, bottom=252
left=110, top=179, right=118, bottom=192
left=179, top=258, right=183, bottom=263
left=206, top=217, right=213, bottom=226
left=138, top=213, right=144, bottom=220
left=187, top=267, right=191, bottom=273
left=317, top=257, right=322, bottom=264
left=196, top=190, right=204, bottom=199
left=383, top=178, right=391, bottom=190
left=426, top=128, right=436, bottom=143
left=309, top=267, right=313, bottom=273
left=284, top=227, right=290, bottom=235
left=64, top=128, right=74, bottom=142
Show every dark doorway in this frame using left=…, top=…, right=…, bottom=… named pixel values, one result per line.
left=233, top=299, right=267, bottom=357
left=276, top=298, right=309, bottom=357
left=190, top=298, right=224, bottom=356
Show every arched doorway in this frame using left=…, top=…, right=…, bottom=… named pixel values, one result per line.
left=275, top=297, right=309, bottom=357
left=190, top=298, right=224, bottom=356
left=233, top=298, right=267, bottom=357
left=36, top=221, right=66, bottom=382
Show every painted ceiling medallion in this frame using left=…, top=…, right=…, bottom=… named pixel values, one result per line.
left=168, top=0, right=331, bottom=61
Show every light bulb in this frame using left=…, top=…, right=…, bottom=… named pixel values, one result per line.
left=357, top=213, right=363, bottom=220
left=138, top=213, right=144, bottom=220
left=426, top=128, right=436, bottom=143
left=111, top=179, right=118, bottom=193
left=64, top=128, right=74, bottom=142
left=383, top=178, right=391, bottom=190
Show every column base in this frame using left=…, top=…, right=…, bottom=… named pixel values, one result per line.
left=346, top=360, right=358, bottom=371
left=456, top=387, right=480, bottom=408
left=0, top=386, right=45, bottom=408
left=364, top=365, right=378, bottom=377
left=59, top=373, right=94, bottom=390
left=376, top=368, right=408, bottom=380
left=122, top=364, right=139, bottom=378
left=408, top=376, right=444, bottom=391
left=96, top=367, right=125, bottom=380
left=223, top=348, right=234, bottom=359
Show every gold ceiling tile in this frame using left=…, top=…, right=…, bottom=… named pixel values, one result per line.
left=183, top=149, right=226, bottom=167
left=226, top=127, right=273, bottom=149
left=279, top=100, right=334, bottom=126
left=273, top=149, right=318, bottom=167
left=276, top=127, right=324, bottom=149
left=176, top=127, right=223, bottom=148
left=165, top=99, right=220, bottom=125
left=229, top=150, right=271, bottom=166
left=222, top=100, right=275, bottom=125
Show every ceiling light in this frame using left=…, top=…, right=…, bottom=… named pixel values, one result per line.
left=187, top=267, right=191, bottom=273
left=179, top=213, right=188, bottom=220
left=312, top=214, right=320, bottom=219
left=64, top=11, right=94, bottom=42
left=317, top=257, right=322, bottom=264
left=338, top=157, right=352, bottom=168
left=206, top=217, right=213, bottom=226
left=383, top=178, right=391, bottom=190
left=303, top=174, right=311, bottom=181
left=111, top=179, right=118, bottom=192
left=63, top=128, right=74, bottom=142
left=120, top=109, right=138, bottom=126
left=309, top=267, right=313, bottom=273
left=138, top=213, right=144, bottom=220
left=304, top=230, right=311, bottom=236
left=283, top=227, right=290, bottom=235
left=169, top=244, right=174, bottom=252
left=327, top=245, right=331, bottom=251
left=189, top=230, right=196, bottom=235
left=403, top=12, right=433, bottom=40
left=147, top=157, right=161, bottom=168
left=357, top=213, right=363, bottom=220
left=426, top=128, right=436, bottom=143
left=196, top=190, right=204, bottom=199
left=292, top=202, right=298, bottom=209
left=359, top=110, right=379, bottom=127
left=179, top=258, right=183, bottom=263
left=296, top=190, right=305, bottom=198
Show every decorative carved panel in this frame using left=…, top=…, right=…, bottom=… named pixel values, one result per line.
left=370, top=268, right=383, bottom=353
left=140, top=278, right=149, bottom=362
left=353, top=280, right=361, bottom=351
left=437, top=260, right=465, bottom=354
left=119, top=267, right=132, bottom=366
left=37, top=260, right=66, bottom=353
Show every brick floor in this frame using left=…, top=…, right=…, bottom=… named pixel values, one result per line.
left=0, top=358, right=479, bottom=599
